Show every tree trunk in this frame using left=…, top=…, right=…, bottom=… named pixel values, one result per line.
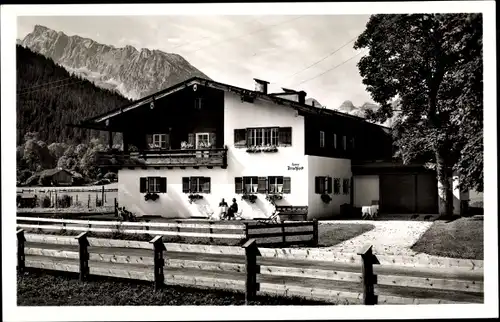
left=435, top=150, right=455, bottom=217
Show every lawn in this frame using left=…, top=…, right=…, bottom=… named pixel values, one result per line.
left=411, top=217, right=484, bottom=260
left=317, top=223, right=375, bottom=247
left=17, top=270, right=327, bottom=306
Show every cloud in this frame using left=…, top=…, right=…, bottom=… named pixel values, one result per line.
left=17, top=14, right=373, bottom=108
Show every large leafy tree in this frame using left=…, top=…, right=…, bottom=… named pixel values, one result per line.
left=354, top=14, right=483, bottom=216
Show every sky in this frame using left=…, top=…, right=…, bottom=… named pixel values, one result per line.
left=17, top=15, right=373, bottom=109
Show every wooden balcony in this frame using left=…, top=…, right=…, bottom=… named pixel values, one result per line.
left=97, top=148, right=228, bottom=169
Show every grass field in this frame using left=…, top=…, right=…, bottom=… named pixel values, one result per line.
left=17, top=269, right=328, bottom=306
left=411, top=217, right=484, bottom=260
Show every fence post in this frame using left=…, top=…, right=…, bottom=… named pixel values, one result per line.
left=17, top=229, right=26, bottom=273
left=244, top=222, right=249, bottom=241
left=281, top=223, right=286, bottom=246
left=242, top=239, right=259, bottom=304
left=114, top=198, right=118, bottom=217
left=357, top=245, right=377, bottom=305
left=102, top=186, right=105, bottom=205
left=88, top=194, right=90, bottom=208
left=76, top=232, right=89, bottom=282
left=209, top=222, right=213, bottom=243
left=150, top=235, right=166, bottom=291
left=312, top=219, right=319, bottom=246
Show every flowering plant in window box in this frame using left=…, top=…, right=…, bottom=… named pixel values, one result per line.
left=198, top=141, right=212, bottom=149
left=188, top=193, right=204, bottom=204
left=181, top=141, right=194, bottom=150
left=321, top=194, right=332, bottom=204
left=144, top=192, right=160, bottom=201
left=265, top=193, right=283, bottom=206
left=246, top=146, right=262, bottom=153
left=262, top=145, right=278, bottom=153
left=241, top=194, right=258, bottom=203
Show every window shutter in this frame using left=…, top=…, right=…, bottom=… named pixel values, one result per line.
left=182, top=177, right=190, bottom=193
left=159, top=177, right=167, bottom=193
left=315, top=177, right=320, bottom=194
left=209, top=133, right=216, bottom=148
left=327, top=177, right=333, bottom=194
left=283, top=177, right=291, bottom=193
left=165, top=134, right=171, bottom=149
left=278, top=127, right=292, bottom=146
left=202, top=177, right=211, bottom=193
left=235, top=177, right=243, bottom=194
left=140, top=177, right=147, bottom=193
left=190, top=177, right=198, bottom=193
left=146, top=134, right=153, bottom=148
left=257, top=177, right=267, bottom=193
left=234, top=129, right=246, bottom=147
left=334, top=178, right=340, bottom=195
left=188, top=133, right=195, bottom=146
left=246, top=129, right=253, bottom=146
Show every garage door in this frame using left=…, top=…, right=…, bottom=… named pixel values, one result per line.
left=380, top=174, right=416, bottom=213
left=380, top=173, right=438, bottom=214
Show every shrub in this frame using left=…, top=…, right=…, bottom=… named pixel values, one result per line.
left=57, top=194, right=72, bottom=208
left=40, top=195, right=51, bottom=208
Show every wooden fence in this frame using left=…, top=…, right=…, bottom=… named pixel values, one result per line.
left=16, top=230, right=484, bottom=305
left=16, top=217, right=318, bottom=247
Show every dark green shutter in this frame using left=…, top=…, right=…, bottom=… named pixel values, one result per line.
left=182, top=177, right=190, bottom=193
left=140, top=177, right=147, bottom=193
left=258, top=177, right=267, bottom=193
left=283, top=177, right=291, bottom=193
left=209, top=133, right=216, bottom=148
left=159, top=177, right=167, bottom=193
left=327, top=177, right=333, bottom=194
left=190, top=177, right=198, bottom=193
left=235, top=177, right=243, bottom=194
left=146, top=134, right=153, bottom=148
left=202, top=177, right=211, bottom=193
left=234, top=129, right=246, bottom=147
left=315, top=177, right=320, bottom=194
left=188, top=133, right=195, bottom=146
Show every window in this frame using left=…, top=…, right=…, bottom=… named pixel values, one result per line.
left=320, top=131, right=325, bottom=148
left=343, top=179, right=350, bottom=195
left=244, top=176, right=259, bottom=193
left=147, top=133, right=169, bottom=149
left=268, top=176, right=284, bottom=193
left=140, top=177, right=167, bottom=193
left=234, top=127, right=292, bottom=147
left=333, top=133, right=337, bottom=149
left=342, top=136, right=347, bottom=150
left=182, top=177, right=211, bottom=193
left=235, top=176, right=291, bottom=194
left=194, top=98, right=203, bottom=110
left=315, top=176, right=332, bottom=194
left=334, top=178, right=341, bottom=195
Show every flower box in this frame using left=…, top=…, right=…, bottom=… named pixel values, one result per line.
left=241, top=194, right=258, bottom=203
left=144, top=192, right=160, bottom=201
left=188, top=193, right=204, bottom=204
left=321, top=194, right=332, bottom=204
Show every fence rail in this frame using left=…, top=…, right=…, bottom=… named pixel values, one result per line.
left=16, top=231, right=484, bottom=305
left=16, top=217, right=317, bottom=246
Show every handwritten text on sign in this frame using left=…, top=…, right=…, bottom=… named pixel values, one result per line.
left=288, top=163, right=304, bottom=171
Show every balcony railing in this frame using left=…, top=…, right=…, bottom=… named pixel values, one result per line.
left=97, top=148, right=228, bottom=168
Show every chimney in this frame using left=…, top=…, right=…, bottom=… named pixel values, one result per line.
left=254, top=78, right=270, bottom=94
left=298, top=91, right=307, bottom=104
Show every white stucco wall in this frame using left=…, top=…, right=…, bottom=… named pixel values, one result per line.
left=307, top=156, right=351, bottom=219
left=118, top=92, right=308, bottom=219
left=353, top=175, right=380, bottom=208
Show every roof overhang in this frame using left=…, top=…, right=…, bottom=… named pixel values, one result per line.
left=71, top=76, right=391, bottom=132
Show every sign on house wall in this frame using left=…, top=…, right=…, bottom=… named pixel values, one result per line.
left=287, top=163, right=304, bottom=171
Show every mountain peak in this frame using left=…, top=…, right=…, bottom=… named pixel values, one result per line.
left=21, top=25, right=211, bottom=100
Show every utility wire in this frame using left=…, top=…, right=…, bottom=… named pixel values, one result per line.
left=279, top=35, right=358, bottom=85
left=294, top=49, right=367, bottom=87
left=17, top=77, right=76, bottom=93
left=17, top=79, right=88, bottom=96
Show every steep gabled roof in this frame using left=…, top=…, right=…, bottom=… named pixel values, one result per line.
left=70, top=76, right=390, bottom=131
